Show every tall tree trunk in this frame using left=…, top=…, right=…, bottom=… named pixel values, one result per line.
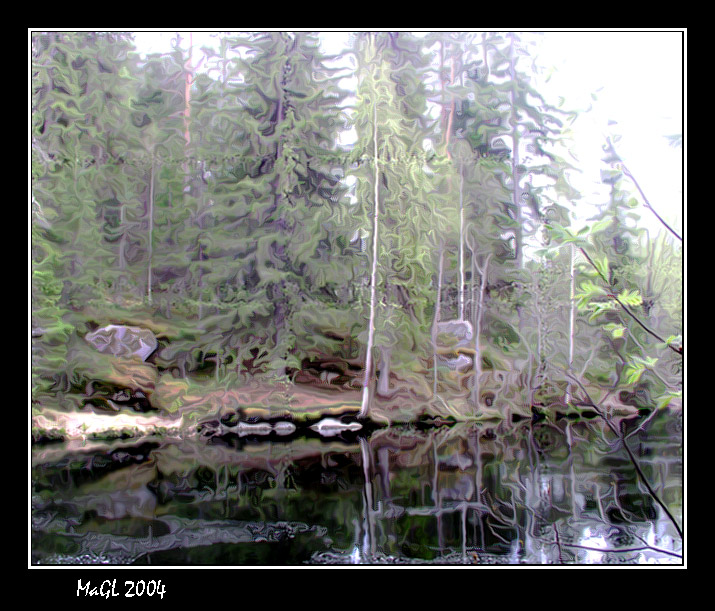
left=184, top=33, right=193, bottom=149
left=443, top=47, right=455, bottom=160
left=566, top=243, right=576, bottom=404
left=118, top=203, right=126, bottom=273
left=182, top=34, right=199, bottom=317
left=272, top=280, right=290, bottom=379
left=439, top=40, right=447, bottom=141
left=458, top=159, right=465, bottom=320
left=197, top=243, right=204, bottom=320
left=271, top=57, right=289, bottom=379
left=360, top=99, right=381, bottom=419
left=471, top=253, right=490, bottom=407
left=534, top=280, right=543, bottom=406
left=508, top=34, right=523, bottom=268
left=432, top=246, right=444, bottom=397
left=377, top=345, right=392, bottom=397
left=146, top=152, right=155, bottom=305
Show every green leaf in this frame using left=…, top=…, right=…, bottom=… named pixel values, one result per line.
left=623, top=356, right=658, bottom=385
left=589, top=218, right=613, bottom=235
left=588, top=300, right=617, bottom=321
left=594, top=255, right=609, bottom=280
left=616, top=289, right=643, bottom=307
left=663, top=334, right=683, bottom=348
left=656, top=390, right=682, bottom=410
left=603, top=323, right=626, bottom=338
left=575, top=280, right=607, bottom=309
left=623, top=362, right=645, bottom=385
left=640, top=356, right=659, bottom=368
left=579, top=279, right=606, bottom=295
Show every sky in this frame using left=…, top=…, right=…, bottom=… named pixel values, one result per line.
left=533, top=31, right=684, bottom=238
left=131, top=29, right=685, bottom=240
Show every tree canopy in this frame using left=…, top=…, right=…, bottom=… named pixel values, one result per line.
left=31, top=31, right=683, bottom=421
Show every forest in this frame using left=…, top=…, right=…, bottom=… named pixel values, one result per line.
left=31, top=31, right=683, bottom=433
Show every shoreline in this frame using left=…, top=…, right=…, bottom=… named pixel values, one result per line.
left=31, top=387, right=659, bottom=444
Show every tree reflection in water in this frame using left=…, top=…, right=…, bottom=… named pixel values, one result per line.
left=31, top=412, right=682, bottom=565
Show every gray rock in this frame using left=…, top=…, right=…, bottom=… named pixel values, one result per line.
left=436, top=320, right=473, bottom=341
left=309, top=418, right=362, bottom=436
left=438, top=353, right=474, bottom=372
left=273, top=421, right=297, bottom=436
left=435, top=319, right=474, bottom=350
left=236, top=422, right=273, bottom=436
left=85, top=325, right=158, bottom=361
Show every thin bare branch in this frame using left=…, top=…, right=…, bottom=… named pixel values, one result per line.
left=621, top=165, right=682, bottom=242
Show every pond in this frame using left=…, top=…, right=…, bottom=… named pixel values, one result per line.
left=31, top=411, right=683, bottom=566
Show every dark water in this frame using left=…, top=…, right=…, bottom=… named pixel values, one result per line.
left=31, top=412, right=683, bottom=565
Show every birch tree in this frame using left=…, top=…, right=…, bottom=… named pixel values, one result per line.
left=352, top=33, right=437, bottom=416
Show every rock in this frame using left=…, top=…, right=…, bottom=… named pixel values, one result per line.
left=309, top=418, right=362, bottom=436
left=85, top=325, right=158, bottom=361
left=320, top=371, right=340, bottom=384
left=236, top=422, right=273, bottom=436
left=436, top=320, right=472, bottom=340
left=436, top=320, right=473, bottom=349
left=438, top=353, right=474, bottom=372
left=273, top=421, right=297, bottom=436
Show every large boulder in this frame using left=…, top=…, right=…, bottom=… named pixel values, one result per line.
left=435, top=319, right=473, bottom=350
left=437, top=353, right=474, bottom=372
left=85, top=325, right=158, bottom=362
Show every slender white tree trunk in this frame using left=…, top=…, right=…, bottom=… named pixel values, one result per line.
left=377, top=345, right=392, bottom=397
left=566, top=243, right=576, bottom=404
left=119, top=204, right=126, bottom=272
left=471, top=253, right=490, bottom=407
left=147, top=153, right=154, bottom=305
left=360, top=100, right=381, bottom=419
left=458, top=159, right=465, bottom=320
left=432, top=246, right=444, bottom=397
left=508, top=34, right=522, bottom=268
left=184, top=33, right=193, bottom=148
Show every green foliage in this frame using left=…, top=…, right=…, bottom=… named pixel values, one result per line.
left=31, top=32, right=681, bottom=420
left=623, top=356, right=658, bottom=385
left=537, top=134, right=681, bottom=411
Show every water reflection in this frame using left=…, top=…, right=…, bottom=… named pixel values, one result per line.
left=31, top=412, right=682, bottom=565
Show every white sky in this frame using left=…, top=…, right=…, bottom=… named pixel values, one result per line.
left=131, top=29, right=685, bottom=239
left=533, top=31, right=684, bottom=238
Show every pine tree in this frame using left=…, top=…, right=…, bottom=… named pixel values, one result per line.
left=177, top=32, right=352, bottom=381
left=32, top=32, right=147, bottom=390
left=349, top=33, right=441, bottom=416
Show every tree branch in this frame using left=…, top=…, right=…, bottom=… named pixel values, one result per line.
left=556, top=541, right=682, bottom=560
left=551, top=365, right=683, bottom=540
left=621, top=165, right=682, bottom=242
left=579, top=247, right=682, bottom=355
